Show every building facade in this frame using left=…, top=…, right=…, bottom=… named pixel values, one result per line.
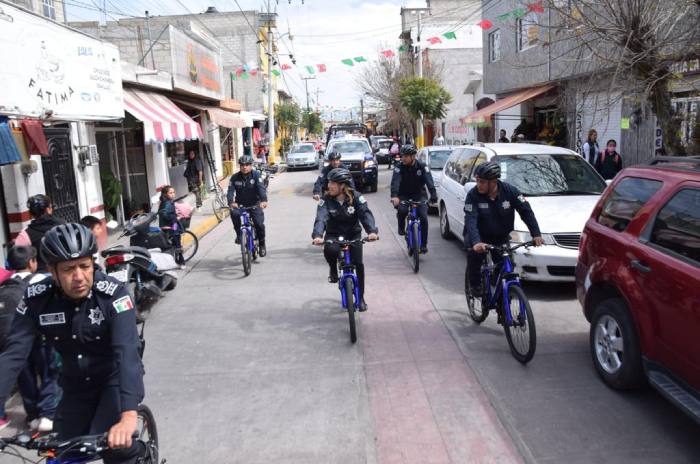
left=5, top=0, right=66, bottom=22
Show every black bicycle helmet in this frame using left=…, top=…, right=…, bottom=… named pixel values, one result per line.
left=474, top=161, right=501, bottom=180
left=327, top=151, right=341, bottom=161
left=40, top=223, right=97, bottom=265
left=27, top=194, right=51, bottom=217
left=239, top=155, right=254, bottom=165
left=400, top=144, right=418, bottom=156
left=327, top=168, right=353, bottom=184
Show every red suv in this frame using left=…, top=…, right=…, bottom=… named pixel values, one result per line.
left=576, top=156, right=700, bottom=423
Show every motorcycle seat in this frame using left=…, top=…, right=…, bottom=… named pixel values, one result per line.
left=102, top=245, right=152, bottom=259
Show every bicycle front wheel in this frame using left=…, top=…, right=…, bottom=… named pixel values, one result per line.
left=212, top=194, right=229, bottom=223
left=136, top=404, right=159, bottom=464
left=241, top=229, right=252, bottom=276
left=344, top=278, right=357, bottom=343
left=503, top=285, right=537, bottom=363
left=465, top=265, right=488, bottom=323
left=181, top=230, right=199, bottom=262
left=411, top=221, right=420, bottom=273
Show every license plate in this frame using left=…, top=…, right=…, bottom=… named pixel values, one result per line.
left=108, top=269, right=129, bottom=283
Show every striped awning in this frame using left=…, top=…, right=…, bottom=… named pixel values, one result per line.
left=123, top=89, right=203, bottom=144
left=461, top=84, right=555, bottom=126
left=170, top=99, right=251, bottom=129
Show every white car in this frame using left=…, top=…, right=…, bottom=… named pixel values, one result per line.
left=286, top=143, right=320, bottom=170
left=417, top=146, right=453, bottom=210
left=437, top=143, right=607, bottom=282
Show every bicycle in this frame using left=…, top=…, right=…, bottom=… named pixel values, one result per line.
left=400, top=199, right=427, bottom=273
left=212, top=185, right=229, bottom=223
left=465, top=241, right=537, bottom=363
left=236, top=206, right=259, bottom=276
left=0, top=404, right=159, bottom=464
left=171, top=218, right=199, bottom=263
left=318, top=237, right=372, bottom=344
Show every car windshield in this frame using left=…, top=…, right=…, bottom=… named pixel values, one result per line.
left=378, top=140, right=393, bottom=148
left=291, top=145, right=315, bottom=153
left=428, top=150, right=452, bottom=170
left=497, top=154, right=606, bottom=196
left=330, top=141, right=369, bottom=153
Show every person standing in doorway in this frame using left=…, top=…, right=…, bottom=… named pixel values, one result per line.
left=582, top=129, right=600, bottom=166
left=184, top=150, right=204, bottom=208
left=14, top=195, right=65, bottom=273
left=498, top=129, right=509, bottom=143
left=597, top=139, right=623, bottom=179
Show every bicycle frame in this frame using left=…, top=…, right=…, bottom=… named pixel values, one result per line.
left=403, top=201, right=423, bottom=249
left=240, top=208, right=257, bottom=253
left=338, top=246, right=361, bottom=310
left=481, top=247, right=525, bottom=326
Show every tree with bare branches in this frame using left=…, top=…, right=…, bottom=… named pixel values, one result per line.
left=544, top=0, right=700, bottom=155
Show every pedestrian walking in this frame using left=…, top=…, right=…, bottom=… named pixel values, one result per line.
left=184, top=150, right=204, bottom=208
left=434, top=133, right=445, bottom=146
left=498, top=129, right=509, bottom=143
left=597, top=139, right=623, bottom=180
left=582, top=129, right=600, bottom=166
left=13, top=195, right=65, bottom=272
left=0, top=246, right=61, bottom=433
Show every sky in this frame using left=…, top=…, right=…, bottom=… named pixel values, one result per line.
left=65, top=0, right=481, bottom=115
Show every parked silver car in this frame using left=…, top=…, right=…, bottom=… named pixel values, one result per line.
left=286, top=143, right=320, bottom=170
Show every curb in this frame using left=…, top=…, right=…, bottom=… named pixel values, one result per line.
left=183, top=214, right=221, bottom=246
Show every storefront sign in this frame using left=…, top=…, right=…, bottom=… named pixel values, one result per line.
left=169, top=26, right=224, bottom=101
left=670, top=57, right=700, bottom=77
left=0, top=3, right=123, bottom=120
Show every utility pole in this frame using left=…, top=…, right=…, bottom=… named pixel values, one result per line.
left=266, top=0, right=276, bottom=164
left=416, top=10, right=424, bottom=148
left=145, top=11, right=156, bottom=69
left=302, top=76, right=316, bottom=112
left=360, top=98, right=364, bottom=125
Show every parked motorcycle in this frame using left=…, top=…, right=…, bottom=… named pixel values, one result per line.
left=255, top=163, right=275, bottom=188
left=102, top=213, right=179, bottom=322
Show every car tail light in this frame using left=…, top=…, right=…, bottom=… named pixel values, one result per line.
left=105, top=254, right=134, bottom=266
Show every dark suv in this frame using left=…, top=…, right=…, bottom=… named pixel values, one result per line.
left=576, top=156, right=700, bottom=423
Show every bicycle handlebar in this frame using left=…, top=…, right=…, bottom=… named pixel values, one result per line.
left=314, top=237, right=377, bottom=246
left=399, top=199, right=428, bottom=205
left=0, top=432, right=109, bottom=454
left=471, top=240, right=536, bottom=253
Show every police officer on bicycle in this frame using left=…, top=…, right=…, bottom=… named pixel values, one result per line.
left=0, top=224, right=144, bottom=464
left=464, top=161, right=544, bottom=296
left=228, top=155, right=269, bottom=257
left=312, top=152, right=354, bottom=200
left=390, top=144, right=437, bottom=254
left=312, top=168, right=379, bottom=312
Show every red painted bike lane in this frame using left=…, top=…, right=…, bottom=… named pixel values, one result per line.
left=360, top=232, right=523, bottom=464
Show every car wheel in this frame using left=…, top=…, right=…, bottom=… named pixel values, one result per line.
left=439, top=204, right=453, bottom=240
left=590, top=298, right=644, bottom=390
left=370, top=180, right=378, bottom=193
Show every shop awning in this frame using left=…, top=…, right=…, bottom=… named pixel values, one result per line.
left=241, top=111, right=267, bottom=122
left=462, top=84, right=555, bottom=126
left=123, top=89, right=203, bottom=144
left=171, top=99, right=251, bottom=129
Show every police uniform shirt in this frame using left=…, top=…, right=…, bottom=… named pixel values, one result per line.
left=390, top=160, right=437, bottom=199
left=313, top=163, right=354, bottom=195
left=0, top=272, right=144, bottom=412
left=227, top=170, right=268, bottom=207
left=312, top=192, right=378, bottom=239
left=463, top=181, right=541, bottom=246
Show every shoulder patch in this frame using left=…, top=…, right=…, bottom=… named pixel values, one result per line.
left=26, top=282, right=51, bottom=299
left=464, top=204, right=473, bottom=212
left=113, top=295, right=134, bottom=314
left=95, top=279, right=120, bottom=296
left=358, top=195, right=367, bottom=204
left=394, top=167, right=400, bottom=173
left=517, top=194, right=527, bottom=203
left=416, top=170, right=422, bottom=176
left=16, top=299, right=27, bottom=315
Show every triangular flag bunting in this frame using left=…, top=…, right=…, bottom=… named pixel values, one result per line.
left=236, top=68, right=245, bottom=77
left=527, top=1, right=545, bottom=13
left=240, top=71, right=249, bottom=79
left=381, top=49, right=395, bottom=58
left=427, top=37, right=442, bottom=45
left=512, top=8, right=527, bottom=19
left=317, top=64, right=327, bottom=73
left=442, top=31, right=457, bottom=40
left=354, top=56, right=367, bottom=63
left=249, top=69, right=258, bottom=76
left=272, top=69, right=281, bottom=76
left=281, top=63, right=292, bottom=70
left=398, top=45, right=407, bottom=52
left=230, top=71, right=237, bottom=81
left=497, top=12, right=512, bottom=21
left=243, top=64, right=250, bottom=71
left=341, top=58, right=354, bottom=66
left=305, top=65, right=315, bottom=74
left=477, top=19, right=494, bottom=29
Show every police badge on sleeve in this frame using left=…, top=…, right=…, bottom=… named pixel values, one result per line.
left=113, top=295, right=134, bottom=314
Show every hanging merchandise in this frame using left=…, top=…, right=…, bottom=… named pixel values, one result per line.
left=0, top=123, right=22, bottom=165
left=341, top=58, right=354, bottom=66
left=317, top=64, right=327, bottom=73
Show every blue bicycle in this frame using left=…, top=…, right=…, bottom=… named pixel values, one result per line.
left=465, top=241, right=537, bottom=363
left=237, top=206, right=259, bottom=276
left=0, top=404, right=159, bottom=463
left=401, top=199, right=426, bottom=273
left=322, top=237, right=372, bottom=344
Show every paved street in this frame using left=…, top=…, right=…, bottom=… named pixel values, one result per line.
left=142, top=167, right=700, bottom=463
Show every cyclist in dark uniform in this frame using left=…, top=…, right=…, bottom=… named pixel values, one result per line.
left=227, top=155, right=269, bottom=257
left=0, top=224, right=144, bottom=464
left=312, top=152, right=354, bottom=199
left=463, top=161, right=544, bottom=296
left=390, top=144, right=437, bottom=254
left=312, top=168, right=379, bottom=312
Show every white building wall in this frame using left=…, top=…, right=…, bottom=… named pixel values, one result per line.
left=1, top=155, right=45, bottom=238
left=70, top=122, right=105, bottom=219
left=576, top=90, right=623, bottom=152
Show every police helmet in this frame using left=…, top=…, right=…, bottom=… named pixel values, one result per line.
left=327, top=168, right=353, bottom=184
left=400, top=144, right=418, bottom=156
left=327, top=151, right=342, bottom=161
left=41, top=223, right=97, bottom=265
left=474, top=161, right=501, bottom=180
left=239, top=155, right=254, bottom=165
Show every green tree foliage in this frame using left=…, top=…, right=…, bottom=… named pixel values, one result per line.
left=276, top=101, right=300, bottom=155
left=302, top=111, right=323, bottom=136
left=398, top=77, right=453, bottom=121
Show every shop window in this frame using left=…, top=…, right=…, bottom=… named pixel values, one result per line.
left=166, top=142, right=187, bottom=168
left=489, top=29, right=501, bottom=63
left=516, top=12, right=539, bottom=52
left=42, top=0, right=56, bottom=20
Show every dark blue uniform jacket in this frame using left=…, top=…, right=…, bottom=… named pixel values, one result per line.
left=390, top=160, right=437, bottom=200
left=227, top=170, right=268, bottom=207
